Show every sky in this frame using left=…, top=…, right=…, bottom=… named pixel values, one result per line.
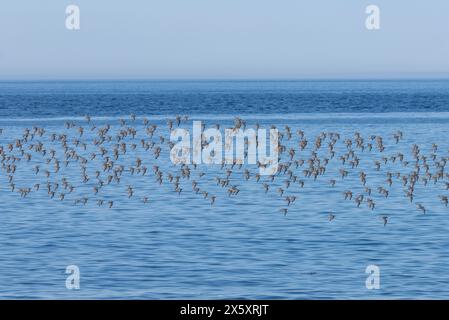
left=0, top=0, right=448, bottom=79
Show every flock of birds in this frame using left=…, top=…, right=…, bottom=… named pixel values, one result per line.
left=0, top=114, right=448, bottom=227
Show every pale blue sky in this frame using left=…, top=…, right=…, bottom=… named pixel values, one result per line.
left=0, top=0, right=448, bottom=79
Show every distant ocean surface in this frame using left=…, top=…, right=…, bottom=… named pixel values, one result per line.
left=1, top=80, right=449, bottom=118
left=1, top=80, right=449, bottom=299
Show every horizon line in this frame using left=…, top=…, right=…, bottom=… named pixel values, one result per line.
left=1, top=76, right=449, bottom=82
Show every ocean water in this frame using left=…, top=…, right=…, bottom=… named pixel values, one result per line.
left=0, top=80, right=449, bottom=299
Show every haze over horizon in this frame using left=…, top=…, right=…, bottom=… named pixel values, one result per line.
left=1, top=0, right=448, bottom=80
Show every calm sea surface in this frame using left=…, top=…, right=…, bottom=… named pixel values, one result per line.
left=0, top=80, right=449, bottom=299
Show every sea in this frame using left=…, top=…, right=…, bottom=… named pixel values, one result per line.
left=0, top=79, right=449, bottom=299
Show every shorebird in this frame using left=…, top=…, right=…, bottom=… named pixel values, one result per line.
left=381, top=216, right=388, bottom=226
left=439, top=196, right=448, bottom=207
left=417, top=203, right=426, bottom=214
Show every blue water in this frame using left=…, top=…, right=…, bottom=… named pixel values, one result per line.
left=1, top=80, right=449, bottom=118
left=0, top=80, right=449, bottom=299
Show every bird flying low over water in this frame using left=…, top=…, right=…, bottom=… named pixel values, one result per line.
left=0, top=114, right=447, bottom=227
